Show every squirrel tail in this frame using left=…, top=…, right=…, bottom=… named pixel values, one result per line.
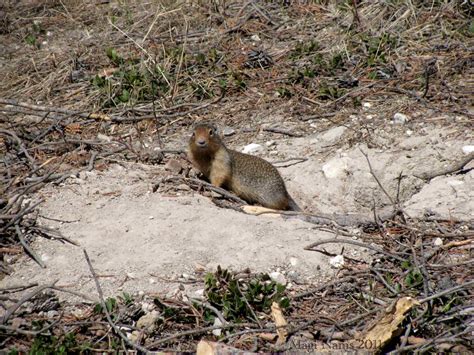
left=287, top=195, right=302, bottom=212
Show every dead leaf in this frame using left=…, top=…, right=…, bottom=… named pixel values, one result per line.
left=196, top=340, right=251, bottom=355
left=354, top=297, right=420, bottom=351
left=271, top=301, right=288, bottom=345
left=241, top=205, right=281, bottom=217
left=258, top=332, right=277, bottom=341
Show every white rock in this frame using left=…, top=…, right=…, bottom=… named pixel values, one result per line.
left=149, top=216, right=154, bottom=220
left=141, top=302, right=154, bottom=313
left=222, top=126, right=236, bottom=136
left=289, top=257, right=298, bottom=266
left=242, top=143, right=264, bottom=154
left=97, top=133, right=112, bottom=142
left=393, top=113, right=409, bottom=124
left=322, top=157, right=349, bottom=179
left=329, top=255, right=345, bottom=269
left=149, top=278, right=156, bottom=284
left=193, top=289, right=205, bottom=298
left=362, top=102, right=372, bottom=109
left=320, top=126, right=347, bottom=143
left=406, top=130, right=413, bottom=136
left=250, top=34, right=261, bottom=42
left=212, top=318, right=223, bottom=336
left=434, top=238, right=443, bottom=246
left=265, top=140, right=276, bottom=147
left=462, top=145, right=474, bottom=154
left=269, top=271, right=287, bottom=285
left=47, top=310, right=59, bottom=318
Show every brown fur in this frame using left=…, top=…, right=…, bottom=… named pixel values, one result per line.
left=188, top=123, right=301, bottom=211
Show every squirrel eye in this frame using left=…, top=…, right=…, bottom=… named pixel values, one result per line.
left=209, top=129, right=214, bottom=136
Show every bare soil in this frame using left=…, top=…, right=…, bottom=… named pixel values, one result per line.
left=3, top=123, right=472, bottom=299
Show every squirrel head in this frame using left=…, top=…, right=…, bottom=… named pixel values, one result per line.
left=189, top=122, right=223, bottom=156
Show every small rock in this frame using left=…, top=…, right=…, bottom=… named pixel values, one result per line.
left=195, top=263, right=206, bottom=272
left=149, top=278, right=156, bottom=284
left=434, top=238, right=443, bottom=246
left=165, top=159, right=183, bottom=174
left=289, top=257, right=298, bottom=267
left=393, top=112, right=409, bottom=124
left=149, top=216, right=154, bottom=220
left=212, top=318, right=223, bottom=336
left=406, top=129, right=413, bottom=136
left=329, top=255, right=345, bottom=269
left=47, top=310, right=59, bottom=318
left=242, top=143, right=264, bottom=154
left=137, top=310, right=160, bottom=332
left=320, top=126, right=347, bottom=143
left=97, top=133, right=112, bottom=142
left=250, top=34, right=261, bottom=42
left=362, top=102, right=372, bottom=109
left=222, top=126, right=236, bottom=136
left=265, top=140, right=276, bottom=147
left=462, top=145, right=474, bottom=154
left=193, top=289, right=205, bottom=298
left=322, top=158, right=349, bottom=179
left=269, top=271, right=287, bottom=285
left=140, top=302, right=154, bottom=313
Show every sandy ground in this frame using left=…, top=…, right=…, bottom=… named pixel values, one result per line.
left=2, top=124, right=473, bottom=301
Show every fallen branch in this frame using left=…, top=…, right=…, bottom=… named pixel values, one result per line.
left=305, top=238, right=406, bottom=262
left=83, top=249, right=149, bottom=353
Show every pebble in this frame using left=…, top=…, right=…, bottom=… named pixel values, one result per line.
left=393, top=112, right=409, bottom=124
left=329, top=255, right=345, bottom=268
left=242, top=143, right=264, bottom=154
left=47, top=310, right=59, bottom=318
left=250, top=34, right=261, bottom=42
left=193, top=289, right=205, bottom=298
left=222, top=126, right=236, bottom=136
left=320, top=126, right=347, bottom=143
left=212, top=318, right=223, bottom=336
left=322, top=158, right=349, bottom=179
left=269, top=271, right=287, bottom=285
left=434, top=238, right=443, bottom=246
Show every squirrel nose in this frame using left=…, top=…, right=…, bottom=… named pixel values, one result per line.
left=197, top=139, right=207, bottom=147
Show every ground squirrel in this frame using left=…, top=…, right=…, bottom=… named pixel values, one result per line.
left=188, top=122, right=301, bottom=211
